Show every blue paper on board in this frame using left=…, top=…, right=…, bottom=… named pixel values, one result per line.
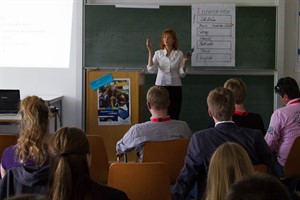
left=90, top=73, right=113, bottom=91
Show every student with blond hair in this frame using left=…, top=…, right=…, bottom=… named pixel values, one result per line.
left=116, top=86, right=191, bottom=161
left=205, top=142, right=255, bottom=200
left=0, top=96, right=50, bottom=199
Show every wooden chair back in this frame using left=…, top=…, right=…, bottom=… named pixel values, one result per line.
left=283, top=136, right=300, bottom=179
left=108, top=162, right=171, bottom=200
left=86, top=135, right=109, bottom=184
left=0, top=134, right=18, bottom=158
left=253, top=164, right=268, bottom=173
left=142, top=139, right=189, bottom=184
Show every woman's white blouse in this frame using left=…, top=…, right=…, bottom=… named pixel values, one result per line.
left=147, top=49, right=187, bottom=86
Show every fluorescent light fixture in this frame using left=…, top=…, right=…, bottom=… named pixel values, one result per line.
left=115, top=4, right=160, bottom=9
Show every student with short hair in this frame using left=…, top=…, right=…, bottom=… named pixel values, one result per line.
left=224, top=78, right=266, bottom=134
left=116, top=85, right=191, bottom=162
left=172, top=87, right=275, bottom=200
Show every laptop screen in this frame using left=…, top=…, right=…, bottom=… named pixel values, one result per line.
left=0, top=90, right=20, bottom=114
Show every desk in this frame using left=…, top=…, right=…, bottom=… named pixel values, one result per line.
left=0, top=95, right=63, bottom=132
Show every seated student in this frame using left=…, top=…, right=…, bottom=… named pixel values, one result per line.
left=116, top=86, right=192, bottom=162
left=0, top=96, right=50, bottom=199
left=172, top=87, right=276, bottom=200
left=205, top=142, right=255, bottom=200
left=47, top=127, right=129, bottom=200
left=210, top=78, right=266, bottom=135
left=225, top=173, right=290, bottom=200
left=264, top=77, right=300, bottom=199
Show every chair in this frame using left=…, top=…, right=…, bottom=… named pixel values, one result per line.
left=108, top=162, right=171, bottom=200
left=86, top=135, right=109, bottom=184
left=142, top=139, right=189, bottom=184
left=253, top=164, right=267, bottom=173
left=282, top=136, right=300, bottom=179
left=0, top=134, right=18, bottom=158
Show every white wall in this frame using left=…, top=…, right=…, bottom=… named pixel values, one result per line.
left=0, top=1, right=83, bottom=131
left=285, top=0, right=300, bottom=83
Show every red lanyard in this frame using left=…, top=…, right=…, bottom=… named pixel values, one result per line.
left=234, top=110, right=249, bottom=116
left=150, top=116, right=171, bottom=122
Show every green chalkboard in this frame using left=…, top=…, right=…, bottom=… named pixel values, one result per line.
left=84, top=5, right=276, bottom=69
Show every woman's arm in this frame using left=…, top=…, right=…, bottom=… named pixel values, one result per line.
left=146, top=38, right=153, bottom=67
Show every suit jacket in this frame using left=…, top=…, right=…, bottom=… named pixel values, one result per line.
left=172, top=122, right=276, bottom=200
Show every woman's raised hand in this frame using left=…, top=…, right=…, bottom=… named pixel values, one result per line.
left=146, top=38, right=152, bottom=52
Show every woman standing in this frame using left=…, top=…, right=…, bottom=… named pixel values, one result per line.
left=146, top=28, right=190, bottom=120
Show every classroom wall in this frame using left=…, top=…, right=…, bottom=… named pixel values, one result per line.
left=285, top=1, right=300, bottom=84
left=0, top=1, right=83, bottom=132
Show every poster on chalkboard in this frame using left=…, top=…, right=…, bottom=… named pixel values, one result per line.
left=97, top=78, right=131, bottom=125
left=191, top=3, right=236, bottom=67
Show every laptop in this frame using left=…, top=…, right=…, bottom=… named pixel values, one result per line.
left=0, top=90, right=20, bottom=114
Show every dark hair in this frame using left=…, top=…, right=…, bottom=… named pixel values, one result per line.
left=225, top=173, right=290, bottom=200
left=48, top=127, right=92, bottom=200
left=274, top=77, right=300, bottom=99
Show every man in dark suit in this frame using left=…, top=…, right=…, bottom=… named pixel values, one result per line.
left=172, top=87, right=276, bottom=200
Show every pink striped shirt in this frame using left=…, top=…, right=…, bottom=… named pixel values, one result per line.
left=265, top=98, right=300, bottom=166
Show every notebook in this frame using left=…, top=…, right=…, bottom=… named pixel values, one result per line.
left=0, top=90, right=20, bottom=114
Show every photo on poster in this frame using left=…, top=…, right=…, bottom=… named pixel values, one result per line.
left=97, top=78, right=131, bottom=125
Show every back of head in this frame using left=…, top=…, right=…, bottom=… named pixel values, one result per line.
left=17, top=96, right=49, bottom=165
left=146, top=86, right=169, bottom=110
left=206, top=142, right=254, bottom=200
left=224, top=78, right=246, bottom=104
left=48, top=127, right=91, bottom=200
left=226, top=173, right=290, bottom=200
left=274, top=77, right=300, bottom=99
left=207, top=87, right=235, bottom=121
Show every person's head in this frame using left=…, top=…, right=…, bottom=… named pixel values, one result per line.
left=205, top=142, right=254, bottom=200
left=160, top=28, right=178, bottom=50
left=207, top=87, right=235, bottom=121
left=17, top=96, right=49, bottom=165
left=146, top=86, right=170, bottom=111
left=274, top=77, right=300, bottom=104
left=225, top=173, right=290, bottom=200
left=48, top=127, right=91, bottom=200
left=224, top=78, right=247, bottom=105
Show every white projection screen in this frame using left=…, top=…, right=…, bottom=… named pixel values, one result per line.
left=0, top=0, right=73, bottom=68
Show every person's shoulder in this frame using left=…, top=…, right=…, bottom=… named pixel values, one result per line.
left=192, top=127, right=215, bottom=137
left=3, top=145, right=17, bottom=156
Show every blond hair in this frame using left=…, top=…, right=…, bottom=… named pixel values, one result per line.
left=224, top=78, right=247, bottom=104
left=146, top=86, right=169, bottom=110
left=205, top=142, right=254, bottom=200
left=16, top=96, right=49, bottom=166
